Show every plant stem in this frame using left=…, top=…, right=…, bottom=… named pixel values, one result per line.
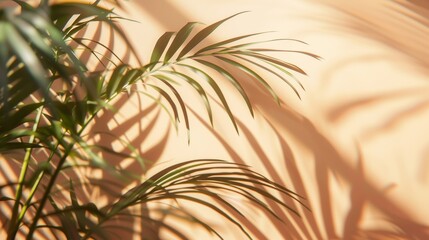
left=7, top=106, right=44, bottom=240
left=16, top=147, right=58, bottom=227
left=25, top=101, right=107, bottom=239
left=26, top=142, right=74, bottom=240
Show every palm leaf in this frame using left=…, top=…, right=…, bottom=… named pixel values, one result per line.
left=162, top=70, right=214, bottom=127
left=154, top=75, right=191, bottom=142
left=149, top=32, right=175, bottom=69
left=1, top=4, right=315, bottom=239
left=177, top=12, right=248, bottom=59
left=194, top=59, right=254, bottom=117
left=164, top=22, right=200, bottom=63
left=216, top=56, right=280, bottom=104
left=194, top=32, right=273, bottom=55
left=178, top=63, right=239, bottom=132
left=100, top=159, right=304, bottom=240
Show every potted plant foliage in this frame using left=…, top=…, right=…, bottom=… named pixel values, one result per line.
left=0, top=0, right=316, bottom=239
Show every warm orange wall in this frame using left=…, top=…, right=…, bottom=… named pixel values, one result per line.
left=106, top=0, right=429, bottom=239
left=1, top=0, right=428, bottom=239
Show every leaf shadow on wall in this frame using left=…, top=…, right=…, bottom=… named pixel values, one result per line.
left=86, top=0, right=429, bottom=239
left=305, top=0, right=429, bottom=238
left=307, top=0, right=429, bottom=74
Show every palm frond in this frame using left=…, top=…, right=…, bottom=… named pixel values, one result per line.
left=139, top=12, right=318, bottom=136
left=0, top=2, right=315, bottom=239
left=82, top=159, right=305, bottom=240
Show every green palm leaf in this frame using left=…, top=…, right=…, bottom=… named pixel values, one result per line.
left=0, top=2, right=316, bottom=239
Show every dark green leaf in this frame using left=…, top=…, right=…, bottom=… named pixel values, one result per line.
left=195, top=32, right=272, bottom=55
left=0, top=142, right=41, bottom=152
left=154, top=75, right=191, bottom=142
left=195, top=59, right=254, bottom=117
left=106, top=64, right=129, bottom=98
left=149, top=32, right=174, bottom=69
left=164, top=22, right=199, bottom=62
left=118, top=68, right=143, bottom=90
left=233, top=55, right=301, bottom=99
left=178, top=64, right=239, bottom=133
left=0, top=22, right=10, bottom=115
left=148, top=84, right=180, bottom=130
left=177, top=12, right=248, bottom=59
left=69, top=180, right=87, bottom=231
left=216, top=56, right=280, bottom=104
left=163, top=70, right=213, bottom=126
left=48, top=196, right=80, bottom=240
left=0, top=103, right=44, bottom=133
left=4, top=20, right=50, bottom=99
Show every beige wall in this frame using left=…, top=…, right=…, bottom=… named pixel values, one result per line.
left=109, top=0, right=429, bottom=239
left=1, top=0, right=428, bottom=239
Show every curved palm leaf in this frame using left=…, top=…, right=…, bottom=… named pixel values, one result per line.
left=140, top=12, right=318, bottom=136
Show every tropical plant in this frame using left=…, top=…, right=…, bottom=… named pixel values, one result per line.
left=0, top=0, right=316, bottom=239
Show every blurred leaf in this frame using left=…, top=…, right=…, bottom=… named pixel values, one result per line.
left=106, top=64, right=129, bottom=98
left=4, top=17, right=50, bottom=100
left=48, top=196, right=80, bottom=239
left=0, top=22, right=9, bottom=113
left=0, top=103, right=43, bottom=133
left=0, top=142, right=41, bottom=152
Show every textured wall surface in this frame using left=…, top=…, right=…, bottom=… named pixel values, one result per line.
left=1, top=0, right=428, bottom=239
left=109, top=0, right=429, bottom=239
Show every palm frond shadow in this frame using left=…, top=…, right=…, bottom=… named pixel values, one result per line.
left=89, top=93, right=169, bottom=173
left=267, top=111, right=429, bottom=239
left=186, top=109, right=298, bottom=239
left=301, top=0, right=429, bottom=203
left=307, top=0, right=429, bottom=73
left=194, top=84, right=324, bottom=239
left=4, top=0, right=427, bottom=239
left=203, top=62, right=429, bottom=239
left=67, top=1, right=429, bottom=238
left=303, top=0, right=429, bottom=202
left=71, top=21, right=130, bottom=72
left=328, top=84, right=429, bottom=136
left=132, top=0, right=193, bottom=31
left=318, top=53, right=429, bottom=136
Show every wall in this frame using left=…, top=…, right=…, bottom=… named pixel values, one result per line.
left=109, top=0, right=429, bottom=239
left=2, top=0, right=429, bottom=239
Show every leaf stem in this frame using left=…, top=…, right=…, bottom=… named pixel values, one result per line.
left=25, top=96, right=115, bottom=239
left=26, top=140, right=74, bottom=240
left=7, top=105, right=44, bottom=240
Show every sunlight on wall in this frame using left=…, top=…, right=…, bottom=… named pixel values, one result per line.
left=1, top=0, right=428, bottom=239
left=107, top=0, right=429, bottom=239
